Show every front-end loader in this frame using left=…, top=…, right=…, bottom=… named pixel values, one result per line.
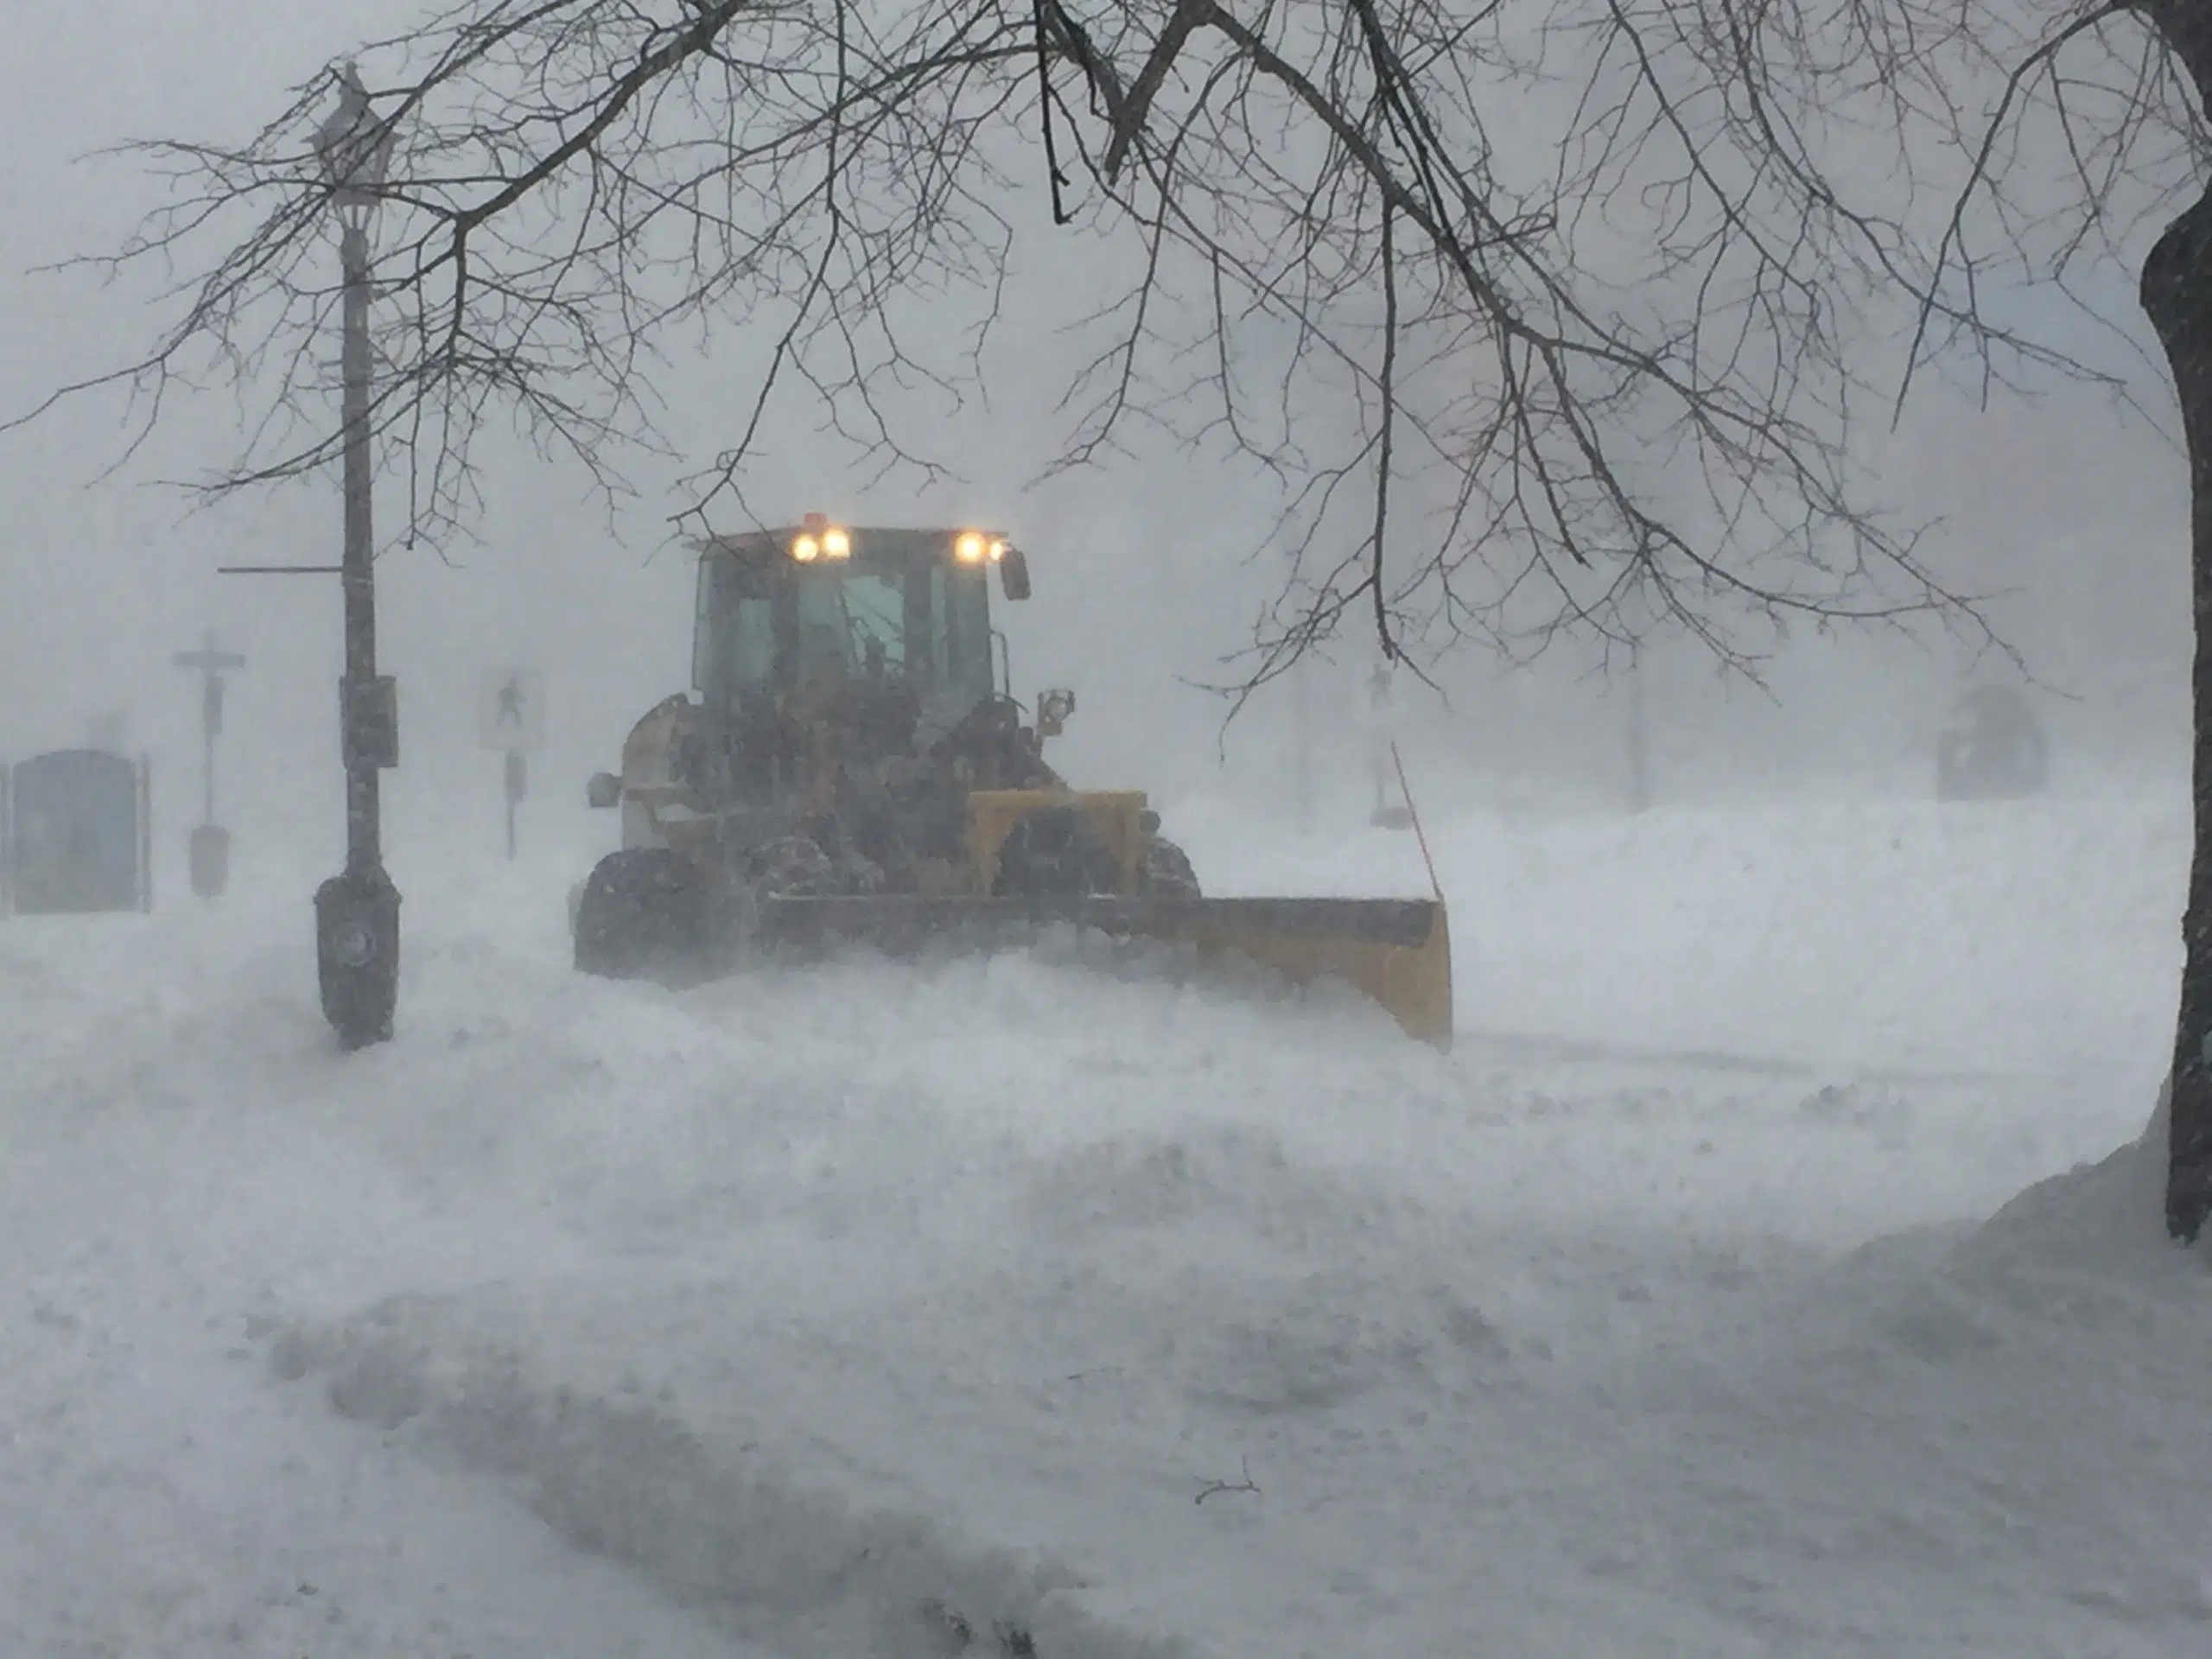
left=569, top=518, right=1452, bottom=1045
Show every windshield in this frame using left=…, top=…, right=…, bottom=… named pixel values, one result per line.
left=696, top=553, right=996, bottom=711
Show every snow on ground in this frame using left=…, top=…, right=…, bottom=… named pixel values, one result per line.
left=0, top=897, right=780, bottom=1657
left=1172, top=785, right=2183, bottom=1087
left=3, top=785, right=2206, bottom=1655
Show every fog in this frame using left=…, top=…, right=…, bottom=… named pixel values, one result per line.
left=4, top=9, right=2209, bottom=1655
left=1, top=4, right=2193, bottom=881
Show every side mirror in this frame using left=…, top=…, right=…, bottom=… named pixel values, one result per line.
left=586, top=771, right=621, bottom=810
left=998, top=545, right=1032, bottom=601
left=1037, top=687, right=1077, bottom=739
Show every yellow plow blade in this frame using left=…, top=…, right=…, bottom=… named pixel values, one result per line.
left=1160, top=897, right=1452, bottom=1049
left=753, top=893, right=1453, bottom=1049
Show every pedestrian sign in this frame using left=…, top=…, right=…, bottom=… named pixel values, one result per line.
left=478, top=668, right=545, bottom=753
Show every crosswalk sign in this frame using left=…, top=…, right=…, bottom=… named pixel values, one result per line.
left=478, top=668, right=545, bottom=753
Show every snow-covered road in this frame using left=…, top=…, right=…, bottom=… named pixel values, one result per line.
left=3, top=788, right=2204, bottom=1655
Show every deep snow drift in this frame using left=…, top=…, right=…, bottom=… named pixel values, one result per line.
left=3, top=785, right=2205, bottom=1656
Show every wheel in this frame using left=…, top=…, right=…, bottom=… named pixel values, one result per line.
left=1139, top=834, right=1202, bottom=900
left=573, top=849, right=710, bottom=982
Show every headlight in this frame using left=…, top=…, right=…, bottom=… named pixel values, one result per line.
left=954, top=531, right=987, bottom=564
left=791, top=534, right=820, bottom=563
left=988, top=538, right=1008, bottom=563
left=823, top=527, right=852, bottom=559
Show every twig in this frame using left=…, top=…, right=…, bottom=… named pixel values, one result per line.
left=11, top=0, right=2069, bottom=717
left=1194, top=1456, right=1261, bottom=1505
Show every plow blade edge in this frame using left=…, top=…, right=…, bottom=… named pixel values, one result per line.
left=754, top=893, right=1453, bottom=1048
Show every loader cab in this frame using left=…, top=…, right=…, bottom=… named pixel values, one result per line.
left=692, top=523, right=1028, bottom=724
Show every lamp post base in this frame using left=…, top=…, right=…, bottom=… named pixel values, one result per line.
left=315, top=863, right=401, bottom=1048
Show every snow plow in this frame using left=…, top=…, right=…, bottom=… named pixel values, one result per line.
left=569, top=519, right=1452, bottom=1046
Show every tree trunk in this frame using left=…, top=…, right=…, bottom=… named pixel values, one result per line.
left=2141, top=181, right=2212, bottom=1242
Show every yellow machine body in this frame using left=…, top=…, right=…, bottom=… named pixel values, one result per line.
left=958, top=786, right=1451, bottom=1045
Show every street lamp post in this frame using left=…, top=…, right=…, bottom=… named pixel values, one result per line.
left=312, top=64, right=402, bottom=1049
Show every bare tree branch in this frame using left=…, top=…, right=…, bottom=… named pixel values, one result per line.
left=12, top=0, right=2203, bottom=696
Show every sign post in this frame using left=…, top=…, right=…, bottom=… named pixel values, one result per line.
left=479, top=669, right=545, bottom=861
left=173, top=631, right=246, bottom=897
left=1362, top=660, right=1412, bottom=830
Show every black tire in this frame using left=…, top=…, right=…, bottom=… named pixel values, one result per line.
left=573, top=849, right=711, bottom=982
left=1139, top=834, right=1202, bottom=900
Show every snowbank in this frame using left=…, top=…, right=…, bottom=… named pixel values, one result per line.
left=272, top=1298, right=1179, bottom=1658
left=265, top=1072, right=2212, bottom=1656
left=1967, top=1083, right=2179, bottom=1275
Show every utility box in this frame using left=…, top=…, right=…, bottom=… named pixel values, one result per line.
left=4, top=749, right=153, bottom=915
left=342, top=675, right=400, bottom=771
